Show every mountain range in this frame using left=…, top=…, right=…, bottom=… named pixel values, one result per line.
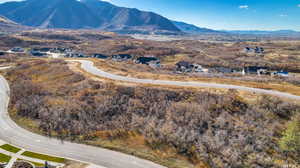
left=0, top=0, right=180, bottom=34
left=0, top=15, right=29, bottom=32
left=224, top=30, right=300, bottom=36
left=172, top=21, right=220, bottom=34
left=0, top=0, right=299, bottom=36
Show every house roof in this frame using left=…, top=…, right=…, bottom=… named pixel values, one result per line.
left=113, top=54, right=132, bottom=59
left=215, top=67, right=232, bottom=73
left=176, top=61, right=192, bottom=68
left=93, top=53, right=109, bottom=59
left=277, top=71, right=288, bottom=74
left=245, top=66, right=268, bottom=71
left=137, top=57, right=159, bottom=63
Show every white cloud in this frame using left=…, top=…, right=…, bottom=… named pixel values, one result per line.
left=0, top=0, right=23, bottom=3
left=279, top=14, right=288, bottom=17
left=239, top=5, right=249, bottom=9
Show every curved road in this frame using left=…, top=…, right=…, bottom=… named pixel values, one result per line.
left=0, top=76, right=166, bottom=168
left=72, top=60, right=300, bottom=101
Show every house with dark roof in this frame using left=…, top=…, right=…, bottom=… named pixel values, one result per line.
left=30, top=50, right=47, bottom=57
left=10, top=47, right=24, bottom=53
left=276, top=70, right=289, bottom=77
left=175, top=61, right=207, bottom=73
left=193, top=64, right=209, bottom=73
left=0, top=51, right=5, bottom=56
left=39, top=47, right=52, bottom=52
left=244, top=47, right=255, bottom=53
left=66, top=52, right=86, bottom=58
left=243, top=47, right=264, bottom=54
left=255, top=47, right=264, bottom=54
left=50, top=47, right=72, bottom=54
left=176, top=61, right=194, bottom=72
left=92, top=54, right=109, bottom=59
left=243, top=66, right=268, bottom=75
left=215, top=67, right=233, bottom=74
left=136, top=57, right=160, bottom=67
left=112, top=54, right=132, bottom=61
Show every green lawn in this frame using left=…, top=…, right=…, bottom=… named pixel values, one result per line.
left=21, top=151, right=65, bottom=163
left=0, top=144, right=21, bottom=153
left=0, top=153, right=11, bottom=163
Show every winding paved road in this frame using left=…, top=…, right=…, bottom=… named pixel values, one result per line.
left=0, top=76, right=166, bottom=168
left=72, top=60, right=300, bottom=101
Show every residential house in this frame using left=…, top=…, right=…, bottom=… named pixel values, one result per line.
left=50, top=47, right=72, bottom=54
left=255, top=47, right=264, bottom=54
left=112, top=54, right=132, bottom=61
left=176, top=61, right=194, bottom=72
left=31, top=47, right=52, bottom=53
left=243, top=47, right=264, bottom=54
left=193, top=64, right=209, bottom=73
left=215, top=67, right=233, bottom=74
left=92, top=54, right=109, bottom=59
left=39, top=47, right=52, bottom=52
left=30, top=50, right=47, bottom=57
left=66, top=52, right=86, bottom=58
left=243, top=66, right=268, bottom=75
left=175, top=61, right=207, bottom=73
left=136, top=57, right=161, bottom=68
left=276, top=70, right=289, bottom=77
left=10, top=47, right=24, bottom=53
left=244, top=47, right=255, bottom=53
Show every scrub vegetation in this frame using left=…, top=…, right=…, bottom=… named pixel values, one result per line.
left=5, top=59, right=300, bottom=168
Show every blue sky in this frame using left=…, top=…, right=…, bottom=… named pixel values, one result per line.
left=108, top=0, right=300, bottom=31
left=1, top=0, right=300, bottom=31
